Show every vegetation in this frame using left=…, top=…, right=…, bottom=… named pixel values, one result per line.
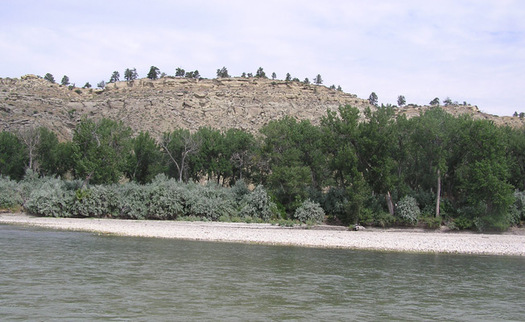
left=2, top=83, right=525, bottom=231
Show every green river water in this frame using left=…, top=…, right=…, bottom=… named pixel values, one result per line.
left=1, top=225, right=524, bottom=321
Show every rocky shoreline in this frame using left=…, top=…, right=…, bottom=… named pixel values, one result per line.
left=1, top=213, right=524, bottom=256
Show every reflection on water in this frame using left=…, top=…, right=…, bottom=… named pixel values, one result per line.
left=1, top=225, right=524, bottom=321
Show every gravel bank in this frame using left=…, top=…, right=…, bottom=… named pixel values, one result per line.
left=1, top=213, right=524, bottom=256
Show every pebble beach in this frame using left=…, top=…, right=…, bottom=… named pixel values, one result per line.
left=1, top=213, right=524, bottom=256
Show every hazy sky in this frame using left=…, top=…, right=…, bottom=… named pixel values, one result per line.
left=1, top=0, right=524, bottom=116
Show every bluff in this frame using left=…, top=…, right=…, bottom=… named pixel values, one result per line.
left=1, top=74, right=522, bottom=140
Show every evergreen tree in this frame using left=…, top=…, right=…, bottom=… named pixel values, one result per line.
left=368, top=92, right=378, bottom=106
left=175, top=67, right=185, bottom=77
left=397, top=95, right=406, bottom=107
left=109, top=71, right=120, bottom=83
left=216, top=66, right=230, bottom=78
left=255, top=67, right=266, bottom=78
left=314, top=74, right=323, bottom=85
left=285, top=73, right=291, bottom=81
left=147, top=66, right=160, bottom=80
left=44, top=73, right=55, bottom=83
left=61, top=75, right=70, bottom=86
left=124, top=68, right=138, bottom=82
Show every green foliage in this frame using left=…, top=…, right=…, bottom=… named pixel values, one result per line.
left=292, top=199, right=325, bottom=224
left=396, top=196, right=420, bottom=225
left=0, top=177, right=23, bottom=209
left=239, top=185, right=276, bottom=221
left=126, top=131, right=164, bottom=184
left=72, top=118, right=132, bottom=184
left=397, top=95, right=406, bottom=106
left=255, top=67, right=266, bottom=78
left=109, top=71, right=120, bottom=83
left=25, top=178, right=74, bottom=217
left=0, top=131, right=27, bottom=180
left=314, top=74, right=323, bottom=85
left=61, top=75, right=70, bottom=86
left=368, top=92, right=378, bottom=106
left=147, top=66, right=160, bottom=80
left=44, top=73, right=55, bottom=83
left=216, top=66, right=230, bottom=78
left=184, top=183, right=236, bottom=220
left=124, top=68, right=138, bottom=81
left=175, top=67, right=185, bottom=77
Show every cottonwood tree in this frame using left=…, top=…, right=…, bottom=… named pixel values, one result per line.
left=0, top=131, right=27, bottom=180
left=125, top=131, right=163, bottom=184
left=72, top=118, right=132, bottom=185
left=160, top=129, right=201, bottom=182
left=17, top=126, right=40, bottom=171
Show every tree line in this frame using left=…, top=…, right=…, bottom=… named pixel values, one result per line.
left=2, top=105, right=525, bottom=230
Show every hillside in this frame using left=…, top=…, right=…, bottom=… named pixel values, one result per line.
left=1, top=74, right=523, bottom=140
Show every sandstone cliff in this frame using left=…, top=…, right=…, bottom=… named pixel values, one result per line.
left=0, top=74, right=522, bottom=140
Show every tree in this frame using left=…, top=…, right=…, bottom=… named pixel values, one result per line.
left=125, top=131, right=163, bottom=184
left=397, top=95, right=406, bottom=107
left=368, top=92, right=378, bottom=106
left=44, top=73, right=55, bottom=83
left=216, top=66, right=230, bottom=78
left=61, top=75, right=70, bottom=86
left=314, top=74, right=323, bottom=85
left=109, top=71, right=120, bottom=83
left=97, top=80, right=105, bottom=89
left=17, top=126, right=40, bottom=171
left=35, top=127, right=60, bottom=176
left=285, top=73, right=291, bottom=82
left=337, top=85, right=342, bottom=91
left=0, top=131, right=27, bottom=180
left=124, top=68, right=138, bottom=82
left=321, top=105, right=369, bottom=224
left=443, top=97, right=453, bottom=106
left=303, top=78, right=310, bottom=84
left=185, top=70, right=200, bottom=79
left=247, top=73, right=253, bottom=78
left=147, top=66, right=160, bottom=80
left=358, top=106, right=399, bottom=216
left=255, top=67, right=266, bottom=78
left=430, top=97, right=440, bottom=106
left=175, top=67, right=185, bottom=77
left=160, top=129, right=201, bottom=182
left=83, top=82, right=92, bottom=89
left=72, top=118, right=132, bottom=185
left=271, top=72, right=277, bottom=80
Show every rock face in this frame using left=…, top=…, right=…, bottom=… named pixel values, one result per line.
left=1, top=74, right=523, bottom=140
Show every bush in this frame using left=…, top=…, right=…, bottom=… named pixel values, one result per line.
left=0, top=177, right=23, bottom=210
left=239, top=185, right=276, bottom=221
left=292, top=199, right=325, bottom=224
left=185, top=183, right=236, bottom=220
left=25, top=178, right=74, bottom=217
left=395, top=196, right=420, bottom=225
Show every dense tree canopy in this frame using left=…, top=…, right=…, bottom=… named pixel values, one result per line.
left=3, top=106, right=525, bottom=230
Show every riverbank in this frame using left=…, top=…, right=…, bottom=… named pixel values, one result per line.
left=1, top=213, right=524, bottom=256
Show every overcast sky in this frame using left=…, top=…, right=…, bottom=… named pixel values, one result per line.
left=1, top=0, right=524, bottom=116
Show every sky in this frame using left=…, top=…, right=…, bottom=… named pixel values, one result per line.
left=1, top=0, right=524, bottom=116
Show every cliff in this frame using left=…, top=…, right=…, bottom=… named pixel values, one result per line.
left=0, top=74, right=522, bottom=140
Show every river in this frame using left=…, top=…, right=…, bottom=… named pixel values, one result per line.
left=1, top=224, right=524, bottom=321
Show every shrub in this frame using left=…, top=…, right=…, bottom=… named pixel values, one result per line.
left=185, top=183, right=236, bottom=220
left=0, top=177, right=23, bottom=209
left=69, top=185, right=118, bottom=217
left=395, top=196, right=420, bottom=225
left=25, top=178, right=74, bottom=217
left=292, top=199, right=325, bottom=224
left=239, top=185, right=276, bottom=221
left=146, top=177, right=185, bottom=219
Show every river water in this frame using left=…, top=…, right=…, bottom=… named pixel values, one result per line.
left=1, top=225, right=524, bottom=321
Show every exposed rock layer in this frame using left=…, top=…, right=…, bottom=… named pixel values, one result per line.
left=1, top=74, right=522, bottom=140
